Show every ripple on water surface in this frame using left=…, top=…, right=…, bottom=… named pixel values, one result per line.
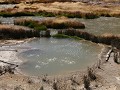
left=18, top=38, right=102, bottom=76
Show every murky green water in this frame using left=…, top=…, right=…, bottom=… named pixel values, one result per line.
left=18, top=38, right=102, bottom=76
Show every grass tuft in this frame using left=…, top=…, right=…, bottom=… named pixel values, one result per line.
left=14, top=17, right=85, bottom=29
left=52, top=34, right=82, bottom=40
left=14, top=19, right=47, bottom=31
left=0, top=25, right=40, bottom=39
left=52, top=34, right=70, bottom=38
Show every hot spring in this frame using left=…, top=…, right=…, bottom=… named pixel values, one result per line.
left=18, top=38, right=102, bottom=76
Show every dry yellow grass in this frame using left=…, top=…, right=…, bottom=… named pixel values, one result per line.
left=0, top=24, right=40, bottom=39
left=15, top=2, right=120, bottom=17
left=14, top=17, right=85, bottom=29
left=0, top=24, right=32, bottom=31
left=0, top=2, right=120, bottom=18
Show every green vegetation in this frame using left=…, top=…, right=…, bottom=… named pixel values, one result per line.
left=0, top=11, right=99, bottom=19
left=34, top=25, right=47, bottom=31
left=52, top=34, right=82, bottom=40
left=52, top=34, right=70, bottom=38
left=15, top=20, right=47, bottom=31
left=70, top=36, right=82, bottom=40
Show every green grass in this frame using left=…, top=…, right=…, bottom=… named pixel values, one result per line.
left=52, top=34, right=82, bottom=40
left=70, top=36, right=82, bottom=40
left=15, top=20, right=47, bottom=31
left=34, top=25, right=47, bottom=31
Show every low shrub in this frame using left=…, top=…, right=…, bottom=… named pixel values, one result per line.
left=34, top=25, right=47, bottom=31
left=27, top=22, right=37, bottom=28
